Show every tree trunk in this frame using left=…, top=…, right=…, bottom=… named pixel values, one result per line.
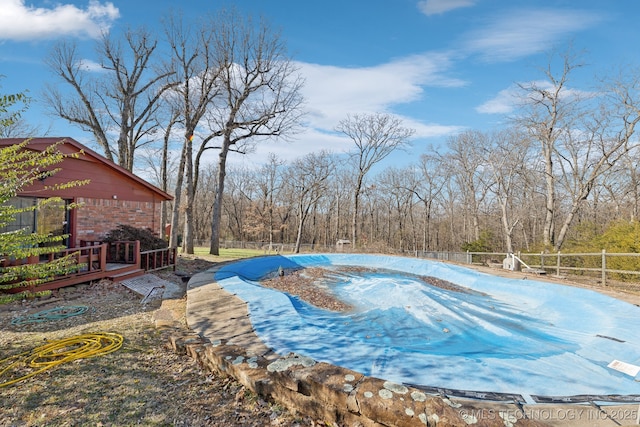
left=160, top=126, right=170, bottom=240
left=182, top=138, right=194, bottom=254
left=169, top=140, right=188, bottom=248
left=294, top=204, right=304, bottom=254
left=542, top=143, right=555, bottom=248
left=499, top=199, right=514, bottom=253
left=352, top=173, right=364, bottom=248
left=210, top=139, right=230, bottom=255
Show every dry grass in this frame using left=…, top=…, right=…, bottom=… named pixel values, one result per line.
left=0, top=258, right=315, bottom=427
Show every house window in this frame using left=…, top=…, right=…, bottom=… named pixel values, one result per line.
left=1, top=197, right=36, bottom=233
left=1, top=197, right=70, bottom=246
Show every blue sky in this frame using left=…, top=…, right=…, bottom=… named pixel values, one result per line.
left=0, top=0, right=637, bottom=170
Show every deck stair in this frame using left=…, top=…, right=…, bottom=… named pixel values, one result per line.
left=107, top=267, right=145, bottom=282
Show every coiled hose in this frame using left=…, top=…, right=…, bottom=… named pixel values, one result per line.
left=10, top=305, right=89, bottom=325
left=0, top=332, right=124, bottom=387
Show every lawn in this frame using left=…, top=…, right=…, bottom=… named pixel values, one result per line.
left=192, top=247, right=271, bottom=260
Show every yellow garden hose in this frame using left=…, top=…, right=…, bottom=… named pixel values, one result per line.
left=0, top=332, right=124, bottom=388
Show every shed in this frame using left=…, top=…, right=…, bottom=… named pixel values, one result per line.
left=336, top=239, right=351, bottom=252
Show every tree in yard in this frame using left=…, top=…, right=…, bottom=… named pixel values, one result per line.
left=0, top=86, right=30, bottom=128
left=242, top=154, right=285, bottom=249
left=162, top=12, right=225, bottom=252
left=550, top=73, right=640, bottom=251
left=408, top=154, right=445, bottom=252
left=514, top=50, right=584, bottom=249
left=378, top=167, right=417, bottom=251
left=484, top=128, right=533, bottom=253
left=285, top=151, right=335, bottom=253
left=336, top=113, right=414, bottom=248
left=1, top=90, right=88, bottom=300
left=204, top=9, right=305, bottom=256
left=438, top=130, right=492, bottom=244
left=0, top=116, right=44, bottom=139
left=44, top=27, right=175, bottom=170
left=516, top=51, right=640, bottom=251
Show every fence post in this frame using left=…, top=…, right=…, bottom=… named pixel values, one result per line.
left=556, top=251, right=561, bottom=277
left=601, top=249, right=606, bottom=286
left=540, top=251, right=544, bottom=269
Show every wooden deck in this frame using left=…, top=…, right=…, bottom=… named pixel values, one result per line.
left=1, top=241, right=176, bottom=294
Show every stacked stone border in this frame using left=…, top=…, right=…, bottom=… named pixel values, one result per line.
left=157, top=324, right=547, bottom=427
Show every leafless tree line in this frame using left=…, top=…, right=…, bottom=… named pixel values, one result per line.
left=181, top=124, right=640, bottom=255
left=39, top=10, right=640, bottom=255
left=163, top=51, right=640, bottom=254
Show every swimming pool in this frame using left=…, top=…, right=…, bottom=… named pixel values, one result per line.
left=214, top=254, right=640, bottom=402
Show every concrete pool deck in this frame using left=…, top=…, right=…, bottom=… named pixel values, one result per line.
left=177, top=260, right=640, bottom=427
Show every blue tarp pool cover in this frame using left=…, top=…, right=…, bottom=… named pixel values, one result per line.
left=214, top=254, right=640, bottom=400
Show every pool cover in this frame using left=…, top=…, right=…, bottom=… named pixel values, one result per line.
left=214, top=254, right=640, bottom=402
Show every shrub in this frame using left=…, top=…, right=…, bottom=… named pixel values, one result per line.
left=103, top=224, right=167, bottom=252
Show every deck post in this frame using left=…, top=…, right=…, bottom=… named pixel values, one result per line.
left=133, top=240, right=141, bottom=268
left=99, top=244, right=107, bottom=270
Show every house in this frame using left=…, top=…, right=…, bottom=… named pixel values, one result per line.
left=0, top=137, right=175, bottom=291
left=0, top=137, right=172, bottom=247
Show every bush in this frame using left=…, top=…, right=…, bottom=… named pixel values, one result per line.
left=103, top=224, right=167, bottom=252
left=461, top=230, right=495, bottom=253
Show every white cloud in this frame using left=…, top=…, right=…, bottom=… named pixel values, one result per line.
left=463, top=8, right=602, bottom=62
left=476, top=86, right=519, bottom=114
left=418, top=0, right=476, bottom=16
left=0, top=0, right=120, bottom=41
left=297, top=51, right=466, bottom=131
left=222, top=53, right=466, bottom=167
left=477, top=80, right=597, bottom=115
left=77, top=58, right=104, bottom=72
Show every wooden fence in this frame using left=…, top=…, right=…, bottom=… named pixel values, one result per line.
left=461, top=250, right=640, bottom=286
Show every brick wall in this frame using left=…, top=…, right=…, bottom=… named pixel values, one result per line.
left=75, top=197, right=162, bottom=245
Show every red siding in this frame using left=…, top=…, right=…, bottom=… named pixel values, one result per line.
left=0, top=137, right=172, bottom=203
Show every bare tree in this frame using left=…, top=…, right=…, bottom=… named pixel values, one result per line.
left=203, top=9, right=305, bottom=255
left=516, top=51, right=640, bottom=250
left=441, top=130, right=492, bottom=243
left=44, top=28, right=175, bottom=170
left=0, top=117, right=46, bottom=138
left=137, top=107, right=182, bottom=240
left=551, top=75, right=640, bottom=250
left=411, top=154, right=445, bottom=251
left=484, top=128, right=532, bottom=252
left=514, top=50, right=584, bottom=249
left=163, top=12, right=224, bottom=253
left=336, top=113, right=414, bottom=248
left=378, top=167, right=416, bottom=251
left=285, top=151, right=334, bottom=253
left=244, top=154, right=285, bottom=249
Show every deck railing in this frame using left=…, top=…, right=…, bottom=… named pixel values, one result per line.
left=2, top=240, right=178, bottom=294
left=140, top=247, right=177, bottom=272
left=2, top=243, right=108, bottom=275
left=80, top=240, right=140, bottom=264
left=80, top=240, right=176, bottom=272
left=1, top=243, right=109, bottom=293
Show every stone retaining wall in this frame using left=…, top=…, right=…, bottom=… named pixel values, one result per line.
left=157, top=325, right=549, bottom=427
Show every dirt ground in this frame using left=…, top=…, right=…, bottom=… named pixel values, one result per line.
left=0, top=256, right=318, bottom=427
left=2, top=255, right=639, bottom=427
